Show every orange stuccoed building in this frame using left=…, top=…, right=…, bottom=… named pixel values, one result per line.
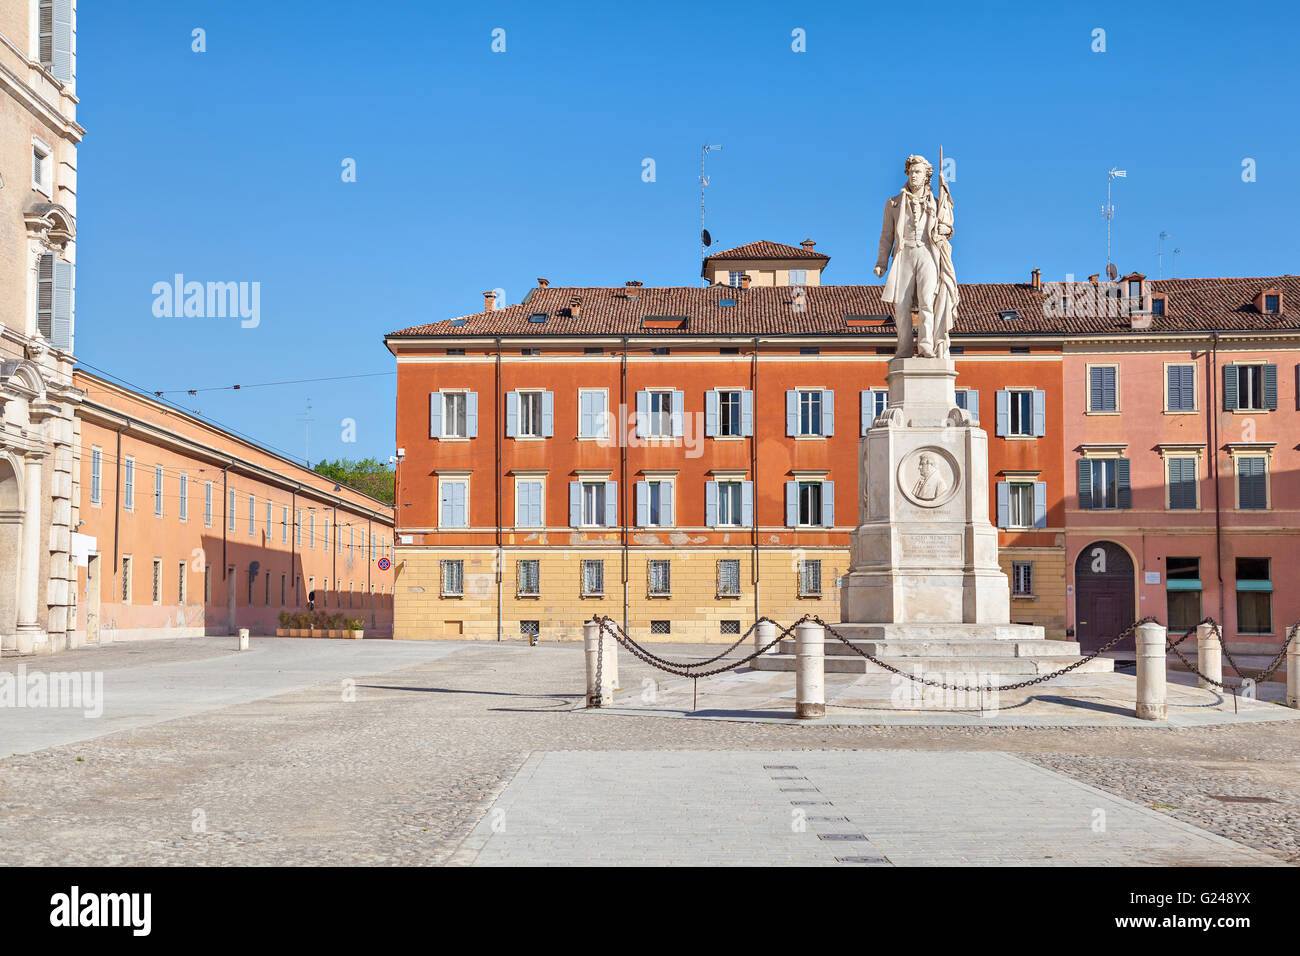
left=72, top=371, right=395, bottom=642
left=387, top=242, right=1300, bottom=653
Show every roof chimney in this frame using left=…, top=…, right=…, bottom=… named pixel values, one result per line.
left=740, top=274, right=752, bottom=290
left=537, top=277, right=549, bottom=288
left=625, top=281, right=642, bottom=299
left=1031, top=268, right=1041, bottom=290
left=1088, top=274, right=1100, bottom=284
left=483, top=290, right=497, bottom=311
left=569, top=295, right=582, bottom=318
left=800, top=239, right=816, bottom=252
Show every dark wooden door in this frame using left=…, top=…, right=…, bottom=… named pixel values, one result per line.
left=1074, top=542, right=1135, bottom=653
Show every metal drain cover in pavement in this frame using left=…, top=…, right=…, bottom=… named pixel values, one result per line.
left=1207, top=794, right=1278, bottom=803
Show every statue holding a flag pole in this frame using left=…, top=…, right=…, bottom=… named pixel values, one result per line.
left=873, top=150, right=959, bottom=359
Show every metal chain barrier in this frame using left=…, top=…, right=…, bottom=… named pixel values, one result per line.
left=810, top=614, right=1159, bottom=694
left=595, top=612, right=1164, bottom=694
left=592, top=614, right=803, bottom=679
left=1165, top=618, right=1298, bottom=689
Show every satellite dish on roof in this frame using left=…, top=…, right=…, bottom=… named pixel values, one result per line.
left=1105, top=263, right=1118, bottom=281
left=702, top=229, right=712, bottom=247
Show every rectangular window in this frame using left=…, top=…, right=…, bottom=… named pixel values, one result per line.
left=280, top=573, right=286, bottom=606
left=204, top=482, right=213, bottom=526
left=717, top=481, right=743, bottom=526
left=309, top=513, right=315, bottom=547
left=154, top=466, right=164, bottom=516
left=515, top=479, right=544, bottom=528
left=870, top=389, right=888, bottom=418
left=441, top=560, right=464, bottom=597
left=645, top=480, right=672, bottom=527
left=32, top=140, right=51, bottom=192
left=1232, top=365, right=1266, bottom=411
left=228, top=489, right=236, bottom=531
left=1089, top=459, right=1118, bottom=510
left=296, top=510, right=303, bottom=546
left=1166, top=557, right=1201, bottom=633
left=717, top=390, right=742, bottom=437
left=1235, top=557, right=1271, bottom=634
left=1008, top=390, right=1034, bottom=436
left=152, top=558, right=162, bottom=605
left=581, top=559, right=604, bottom=597
left=324, top=519, right=330, bottom=551
left=717, top=559, right=741, bottom=597
left=517, top=391, right=544, bottom=437
left=1088, top=366, right=1118, bottom=412
left=1011, top=561, right=1033, bottom=597
left=204, top=566, right=211, bottom=604
left=647, top=559, right=671, bottom=596
left=1166, top=364, right=1196, bottom=411
left=788, top=269, right=807, bottom=285
left=798, top=559, right=822, bottom=597
left=647, top=390, right=674, bottom=438
left=123, top=458, right=134, bottom=510
left=250, top=571, right=257, bottom=606
left=520, top=620, right=540, bottom=638
left=90, top=448, right=102, bottom=504
left=440, top=479, right=469, bottom=528
left=1167, top=457, right=1198, bottom=510
left=517, top=559, right=540, bottom=597
left=1237, top=456, right=1269, bottom=510
left=121, top=556, right=131, bottom=602
left=177, top=562, right=187, bottom=604
left=265, top=571, right=271, bottom=606
left=728, top=271, right=744, bottom=288
left=1264, top=294, right=1280, bottom=313
left=248, top=495, right=255, bottom=535
left=179, top=474, right=188, bottom=521
left=578, top=390, right=608, bottom=439
left=266, top=501, right=272, bottom=538
left=581, top=481, right=608, bottom=527
left=282, top=506, right=289, bottom=544
left=798, top=390, right=823, bottom=436
left=798, top=481, right=824, bottom=527
left=1007, top=482, right=1034, bottom=528
left=650, top=620, right=671, bottom=635
left=442, top=392, right=468, bottom=438
left=721, top=620, right=741, bottom=635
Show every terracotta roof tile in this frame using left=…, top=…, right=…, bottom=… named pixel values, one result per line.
left=387, top=276, right=1300, bottom=340
left=702, top=240, right=829, bottom=262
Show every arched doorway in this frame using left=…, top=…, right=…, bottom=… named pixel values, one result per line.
left=1074, top=541, right=1135, bottom=653
left=0, top=458, right=21, bottom=643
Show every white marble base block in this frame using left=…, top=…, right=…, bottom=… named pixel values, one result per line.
left=840, top=356, right=1009, bottom=625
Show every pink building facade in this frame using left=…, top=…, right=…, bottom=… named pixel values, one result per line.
left=1063, top=276, right=1299, bottom=654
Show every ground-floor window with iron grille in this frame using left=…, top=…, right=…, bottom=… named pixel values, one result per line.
left=717, top=558, right=741, bottom=597
left=520, top=620, right=539, bottom=638
left=152, top=558, right=162, bottom=605
left=798, top=558, right=822, bottom=597
left=517, top=559, right=540, bottom=597
left=650, top=620, right=671, bottom=635
left=581, top=559, right=604, bottom=596
left=648, top=559, right=671, bottom=596
left=720, top=620, right=740, bottom=635
left=441, top=559, right=464, bottom=597
left=1011, top=561, right=1033, bottom=596
left=177, top=562, right=187, bottom=604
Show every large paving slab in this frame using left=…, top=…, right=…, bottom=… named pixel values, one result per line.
left=453, top=749, right=1280, bottom=866
left=0, top=637, right=467, bottom=756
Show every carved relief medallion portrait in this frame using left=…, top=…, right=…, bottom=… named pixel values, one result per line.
left=897, top=447, right=960, bottom=508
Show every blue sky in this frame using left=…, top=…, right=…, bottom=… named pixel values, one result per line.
left=75, top=0, right=1299, bottom=465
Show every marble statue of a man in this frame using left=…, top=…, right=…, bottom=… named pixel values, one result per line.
left=873, top=154, right=958, bottom=358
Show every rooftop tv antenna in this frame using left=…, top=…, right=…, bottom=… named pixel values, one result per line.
left=300, top=397, right=314, bottom=467
left=1157, top=231, right=1171, bottom=279
left=1172, top=248, right=1182, bottom=278
left=1103, top=167, right=1126, bottom=276
left=700, top=144, right=722, bottom=264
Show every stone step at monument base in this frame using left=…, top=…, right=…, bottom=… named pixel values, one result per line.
left=750, top=623, right=1115, bottom=676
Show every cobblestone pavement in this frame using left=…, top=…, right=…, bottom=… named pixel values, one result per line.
left=0, top=639, right=1296, bottom=865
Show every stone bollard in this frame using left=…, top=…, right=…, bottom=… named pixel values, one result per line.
left=1195, top=623, right=1222, bottom=690
left=583, top=620, right=614, bottom=708
left=795, top=621, right=825, bottom=719
left=237, top=627, right=250, bottom=651
left=754, top=620, right=776, bottom=658
left=1288, top=630, right=1299, bottom=710
left=1135, top=622, right=1168, bottom=720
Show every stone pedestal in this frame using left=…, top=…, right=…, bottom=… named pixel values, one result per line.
left=840, top=357, right=1008, bottom=624
left=755, top=355, right=1111, bottom=678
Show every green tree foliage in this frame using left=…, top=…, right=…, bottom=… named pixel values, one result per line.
left=314, top=457, right=395, bottom=505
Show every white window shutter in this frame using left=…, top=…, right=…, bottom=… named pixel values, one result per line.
left=785, top=481, right=798, bottom=526
left=705, top=481, right=718, bottom=526
left=785, top=390, right=799, bottom=436
left=821, top=390, right=835, bottom=436
left=604, top=481, right=618, bottom=527
left=569, top=482, right=581, bottom=526
left=740, top=390, right=754, bottom=436
left=671, top=390, right=685, bottom=437
left=504, top=391, right=519, bottom=438
left=52, top=260, right=74, bottom=351
left=466, top=392, right=479, bottom=437
left=541, top=391, right=554, bottom=436
left=428, top=392, right=442, bottom=437
left=635, top=390, right=649, bottom=437
left=705, top=390, right=719, bottom=437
